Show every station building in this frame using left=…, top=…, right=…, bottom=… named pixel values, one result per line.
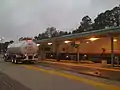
left=35, top=27, right=120, bottom=66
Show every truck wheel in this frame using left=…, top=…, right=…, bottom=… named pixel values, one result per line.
left=4, top=59, right=7, bottom=62
left=3, top=57, right=7, bottom=62
left=30, top=61, right=35, bottom=64
left=14, top=59, right=18, bottom=64
left=12, top=59, right=14, bottom=63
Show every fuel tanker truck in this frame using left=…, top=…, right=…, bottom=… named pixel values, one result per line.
left=4, top=40, right=38, bottom=64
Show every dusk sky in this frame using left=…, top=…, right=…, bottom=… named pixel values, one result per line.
left=0, top=0, right=120, bottom=40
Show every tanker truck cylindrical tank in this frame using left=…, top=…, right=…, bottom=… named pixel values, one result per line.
left=7, top=40, right=38, bottom=55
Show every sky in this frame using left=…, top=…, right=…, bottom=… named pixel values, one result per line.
left=0, top=0, right=120, bottom=41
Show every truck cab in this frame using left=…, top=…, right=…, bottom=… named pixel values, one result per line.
left=3, top=52, right=12, bottom=62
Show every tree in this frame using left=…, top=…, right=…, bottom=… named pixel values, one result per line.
left=77, top=25, right=84, bottom=33
left=19, top=37, right=24, bottom=41
left=19, top=37, right=32, bottom=41
left=37, top=34, right=42, bottom=39
left=4, top=42, right=9, bottom=52
left=45, top=27, right=58, bottom=38
left=93, top=5, right=120, bottom=30
left=52, top=31, right=59, bottom=37
left=41, top=33, right=48, bottom=39
left=9, top=40, right=14, bottom=44
left=58, top=31, right=65, bottom=36
left=93, top=11, right=112, bottom=30
left=64, top=31, right=68, bottom=35
left=34, top=36, right=38, bottom=40
left=68, top=32, right=71, bottom=34
left=2, top=40, right=14, bottom=52
left=80, top=15, right=92, bottom=31
left=72, top=15, right=92, bottom=34
left=72, top=30, right=76, bottom=34
left=111, top=6, right=120, bottom=26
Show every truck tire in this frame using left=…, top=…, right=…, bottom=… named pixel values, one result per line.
left=4, top=59, right=7, bottom=62
left=30, top=61, right=35, bottom=64
left=14, top=58, right=18, bottom=64
left=3, top=57, right=7, bottom=62
left=12, top=59, right=14, bottom=63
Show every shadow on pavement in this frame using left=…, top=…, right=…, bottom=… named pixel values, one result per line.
left=0, top=71, right=31, bottom=90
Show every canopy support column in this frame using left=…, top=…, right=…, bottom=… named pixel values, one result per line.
left=111, top=36, right=114, bottom=67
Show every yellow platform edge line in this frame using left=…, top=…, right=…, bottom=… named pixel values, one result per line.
left=22, top=65, right=120, bottom=90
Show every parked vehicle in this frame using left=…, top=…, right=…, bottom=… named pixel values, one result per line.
left=4, top=40, right=38, bottom=64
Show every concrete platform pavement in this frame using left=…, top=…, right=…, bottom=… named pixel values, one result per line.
left=37, top=59, right=120, bottom=81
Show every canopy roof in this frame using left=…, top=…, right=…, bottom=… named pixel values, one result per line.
left=35, top=27, right=120, bottom=43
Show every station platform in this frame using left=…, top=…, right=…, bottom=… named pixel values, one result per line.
left=37, top=59, right=120, bottom=81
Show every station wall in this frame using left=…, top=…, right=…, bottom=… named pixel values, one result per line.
left=57, top=37, right=120, bottom=54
